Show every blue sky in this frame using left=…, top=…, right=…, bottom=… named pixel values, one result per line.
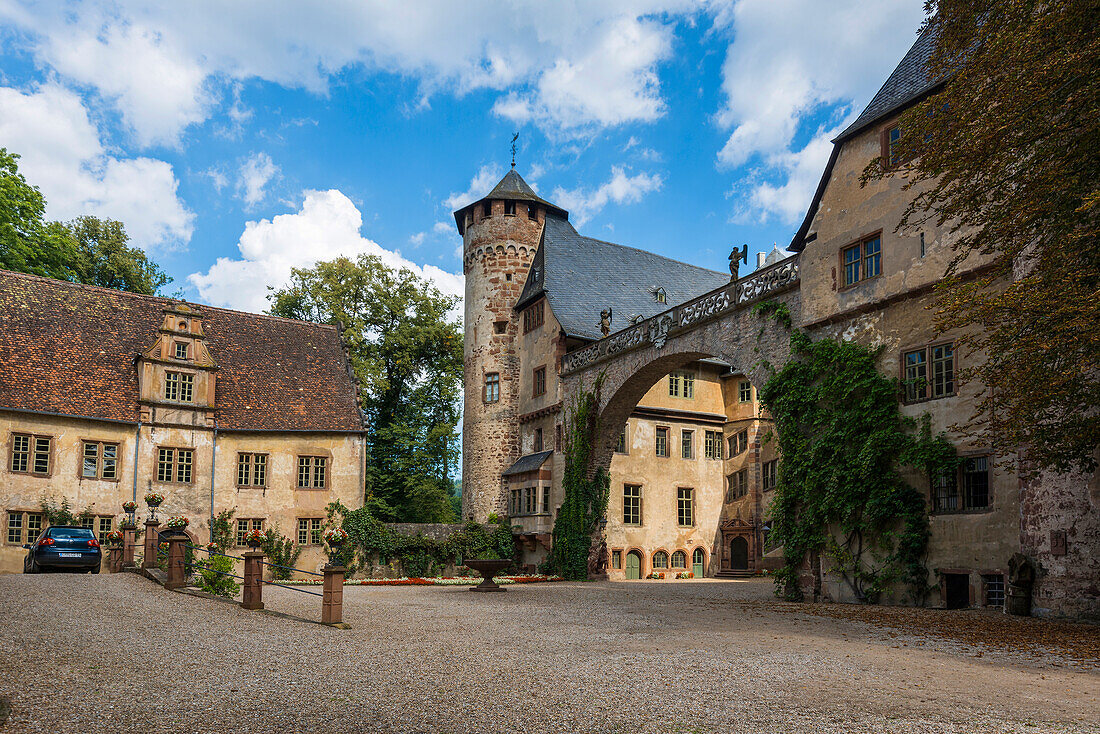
left=0, top=1, right=925, bottom=314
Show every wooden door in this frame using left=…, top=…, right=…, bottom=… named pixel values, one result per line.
left=692, top=548, right=705, bottom=577
left=625, top=551, right=642, bottom=580
left=730, top=537, right=748, bottom=570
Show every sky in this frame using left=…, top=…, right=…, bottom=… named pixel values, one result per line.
left=0, top=1, right=926, bottom=316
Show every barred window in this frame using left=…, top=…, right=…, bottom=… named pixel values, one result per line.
left=738, top=381, right=752, bottom=403
left=11, top=434, right=52, bottom=475
left=156, top=447, right=194, bottom=483
left=82, top=441, right=119, bottom=480
left=165, top=371, right=194, bottom=402
left=932, top=456, right=989, bottom=512
left=704, top=431, right=723, bottom=460
left=655, top=427, right=668, bottom=457
left=297, top=456, right=327, bottom=489
left=982, top=574, right=1005, bottom=608
left=297, top=518, right=323, bottom=545
left=235, top=518, right=264, bottom=546
left=677, top=487, right=694, bottom=527
left=623, top=485, right=642, bottom=525
left=681, top=430, right=694, bottom=459
left=237, top=453, right=268, bottom=487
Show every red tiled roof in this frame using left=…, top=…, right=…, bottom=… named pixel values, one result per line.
left=0, top=269, right=363, bottom=432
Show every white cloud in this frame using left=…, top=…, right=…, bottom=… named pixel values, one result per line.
left=409, top=231, right=426, bottom=246
left=237, top=152, right=279, bottom=207
left=732, top=128, right=835, bottom=225
left=0, top=82, right=193, bottom=249
left=1, top=1, right=698, bottom=146
left=713, top=0, right=924, bottom=220
left=443, top=164, right=504, bottom=211
left=433, top=221, right=454, bottom=234
left=188, top=189, right=464, bottom=314
left=551, top=166, right=663, bottom=225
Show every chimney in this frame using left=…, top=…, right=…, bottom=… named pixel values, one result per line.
left=756, top=252, right=766, bottom=269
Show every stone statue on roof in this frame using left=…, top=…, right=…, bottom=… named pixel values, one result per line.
left=600, top=308, right=613, bottom=337
left=729, top=244, right=748, bottom=281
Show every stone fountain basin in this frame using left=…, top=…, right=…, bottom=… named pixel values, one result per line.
left=464, top=558, right=513, bottom=592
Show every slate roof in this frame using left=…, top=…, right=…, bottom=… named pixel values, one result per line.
left=516, top=214, right=730, bottom=341
left=452, top=169, right=567, bottom=232
left=501, top=450, right=553, bottom=477
left=0, top=270, right=363, bottom=432
left=834, top=24, right=942, bottom=143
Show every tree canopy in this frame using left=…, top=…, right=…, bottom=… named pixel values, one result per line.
left=862, top=0, right=1100, bottom=475
left=268, top=255, right=463, bottom=522
left=0, top=147, right=171, bottom=295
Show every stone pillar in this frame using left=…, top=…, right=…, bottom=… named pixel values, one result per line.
left=142, top=520, right=160, bottom=570
left=241, top=551, right=265, bottom=611
left=322, top=565, right=345, bottom=625
left=122, top=528, right=137, bottom=568
left=106, top=545, right=122, bottom=573
left=165, top=535, right=187, bottom=590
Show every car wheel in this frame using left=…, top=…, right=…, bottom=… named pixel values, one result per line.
left=92, top=564, right=101, bottom=574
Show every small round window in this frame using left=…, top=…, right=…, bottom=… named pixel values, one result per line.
left=179, top=320, right=188, bottom=330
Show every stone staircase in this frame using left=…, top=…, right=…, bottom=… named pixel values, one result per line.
left=715, top=569, right=756, bottom=579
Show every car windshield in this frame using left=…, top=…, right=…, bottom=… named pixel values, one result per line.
left=47, top=527, right=95, bottom=539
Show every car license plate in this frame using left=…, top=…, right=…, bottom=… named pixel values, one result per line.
left=59, top=553, right=81, bottom=558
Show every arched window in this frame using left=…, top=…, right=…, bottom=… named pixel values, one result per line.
left=671, top=550, right=686, bottom=568
left=653, top=551, right=669, bottom=569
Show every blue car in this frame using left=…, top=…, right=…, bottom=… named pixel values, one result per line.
left=23, top=526, right=102, bottom=573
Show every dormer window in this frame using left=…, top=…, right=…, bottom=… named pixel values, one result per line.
left=174, top=342, right=189, bottom=360
left=165, top=371, right=194, bottom=403
left=654, top=288, right=667, bottom=304
left=504, top=200, right=516, bottom=216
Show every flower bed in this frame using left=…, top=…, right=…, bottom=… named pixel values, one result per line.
left=277, top=574, right=564, bottom=587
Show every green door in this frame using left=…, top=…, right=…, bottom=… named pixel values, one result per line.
left=692, top=548, right=705, bottom=577
left=625, top=551, right=642, bottom=580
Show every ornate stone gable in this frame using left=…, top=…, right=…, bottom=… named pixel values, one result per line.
left=137, top=304, right=218, bottom=427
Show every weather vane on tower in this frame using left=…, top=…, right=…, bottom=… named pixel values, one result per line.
left=511, top=132, right=519, bottom=168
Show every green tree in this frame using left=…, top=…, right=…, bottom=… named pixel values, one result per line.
left=862, top=0, right=1100, bottom=475
left=67, top=215, right=171, bottom=295
left=0, top=148, right=172, bottom=295
left=268, top=255, right=463, bottom=522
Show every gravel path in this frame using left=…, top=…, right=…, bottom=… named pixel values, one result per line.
left=0, top=573, right=1096, bottom=733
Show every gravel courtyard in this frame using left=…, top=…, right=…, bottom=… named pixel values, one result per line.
left=0, top=573, right=1096, bottom=733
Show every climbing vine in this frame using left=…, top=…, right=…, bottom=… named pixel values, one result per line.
left=755, top=305, right=957, bottom=604
left=542, top=374, right=611, bottom=581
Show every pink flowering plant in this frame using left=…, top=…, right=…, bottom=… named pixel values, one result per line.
left=322, top=527, right=351, bottom=566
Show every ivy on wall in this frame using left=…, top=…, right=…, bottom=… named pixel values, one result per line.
left=542, top=374, right=611, bottom=581
left=326, top=498, right=515, bottom=577
left=753, top=302, right=957, bottom=604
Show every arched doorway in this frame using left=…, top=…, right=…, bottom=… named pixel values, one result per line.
left=692, top=547, right=705, bottom=577
left=730, top=537, right=749, bottom=570
left=625, top=550, right=642, bottom=580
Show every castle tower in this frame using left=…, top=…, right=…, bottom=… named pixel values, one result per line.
left=454, top=168, right=567, bottom=521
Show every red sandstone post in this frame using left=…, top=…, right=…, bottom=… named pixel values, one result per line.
left=106, top=544, right=122, bottom=573
left=122, top=527, right=137, bottom=568
left=142, top=520, right=160, bottom=570
left=322, top=565, right=345, bottom=625
left=165, top=535, right=187, bottom=590
left=241, top=551, right=265, bottom=610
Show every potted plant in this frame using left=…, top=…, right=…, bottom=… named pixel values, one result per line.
left=144, top=492, right=164, bottom=507
left=106, top=529, right=124, bottom=546
left=119, top=516, right=138, bottom=530
left=323, top=527, right=350, bottom=567
left=164, top=516, right=189, bottom=529
left=243, top=528, right=265, bottom=549
left=122, top=501, right=137, bottom=514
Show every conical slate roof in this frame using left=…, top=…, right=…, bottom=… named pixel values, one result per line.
left=452, top=168, right=568, bottom=233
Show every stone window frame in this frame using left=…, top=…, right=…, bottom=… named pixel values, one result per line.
left=509, top=488, right=522, bottom=516
left=762, top=459, right=778, bottom=492
left=236, top=452, right=269, bottom=488
left=931, top=451, right=993, bottom=514
left=727, top=429, right=749, bottom=458
left=880, top=122, right=905, bottom=170
left=670, top=550, right=688, bottom=569
left=156, top=446, right=195, bottom=484
left=654, top=425, right=670, bottom=458
left=652, top=549, right=670, bottom=570
left=541, top=485, right=551, bottom=514
left=296, top=454, right=330, bottom=490
left=839, top=230, right=883, bottom=289
left=523, top=300, right=545, bottom=334
left=610, top=548, right=623, bottom=570
left=483, top=372, right=501, bottom=404
left=668, top=370, right=695, bottom=399
left=174, top=341, right=190, bottom=361
left=738, top=380, right=753, bottom=403
left=297, top=517, right=324, bottom=545
left=676, top=487, right=695, bottom=527
left=622, top=484, right=643, bottom=526
left=681, top=429, right=694, bottom=460
left=615, top=425, right=629, bottom=455
left=726, top=468, right=748, bottom=502
left=8, top=432, right=54, bottom=477
left=900, top=340, right=957, bottom=404
left=79, top=439, right=121, bottom=482
left=164, top=370, right=195, bottom=403
left=532, top=365, right=547, bottom=397
left=235, top=518, right=265, bottom=546
left=5, top=509, right=45, bottom=545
